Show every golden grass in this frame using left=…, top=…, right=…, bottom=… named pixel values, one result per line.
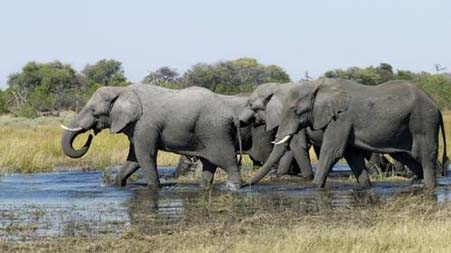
left=0, top=116, right=182, bottom=174
left=1, top=112, right=451, bottom=174
left=1, top=194, right=451, bottom=252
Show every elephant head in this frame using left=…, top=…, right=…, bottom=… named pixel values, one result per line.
left=238, top=82, right=287, bottom=130
left=273, top=79, right=350, bottom=145
left=61, top=86, right=142, bottom=158
left=245, top=79, right=350, bottom=186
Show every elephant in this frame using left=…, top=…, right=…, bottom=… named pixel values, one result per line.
left=175, top=93, right=307, bottom=181
left=239, top=82, right=372, bottom=186
left=61, top=84, right=251, bottom=190
left=256, top=78, right=448, bottom=189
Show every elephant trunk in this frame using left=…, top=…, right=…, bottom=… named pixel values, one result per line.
left=244, top=143, right=289, bottom=187
left=61, top=126, right=93, bottom=158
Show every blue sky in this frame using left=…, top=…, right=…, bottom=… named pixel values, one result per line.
left=1, top=0, right=450, bottom=89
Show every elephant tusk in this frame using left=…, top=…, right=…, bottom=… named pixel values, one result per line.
left=60, top=124, right=83, bottom=132
left=272, top=135, right=291, bottom=145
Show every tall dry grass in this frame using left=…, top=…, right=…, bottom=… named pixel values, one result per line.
left=0, top=116, right=181, bottom=174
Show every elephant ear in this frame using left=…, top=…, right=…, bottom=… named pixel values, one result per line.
left=110, top=89, right=142, bottom=134
left=312, top=85, right=350, bottom=130
left=265, top=94, right=283, bottom=131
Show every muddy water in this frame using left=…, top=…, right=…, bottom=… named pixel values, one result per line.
left=1, top=166, right=451, bottom=241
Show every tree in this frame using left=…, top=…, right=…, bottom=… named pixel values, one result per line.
left=82, top=59, right=128, bottom=87
left=183, top=58, right=291, bottom=94
left=142, top=66, right=179, bottom=86
left=0, top=90, right=9, bottom=114
left=6, top=61, right=83, bottom=116
left=324, top=63, right=394, bottom=85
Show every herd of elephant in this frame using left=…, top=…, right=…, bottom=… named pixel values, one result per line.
left=60, top=78, right=449, bottom=191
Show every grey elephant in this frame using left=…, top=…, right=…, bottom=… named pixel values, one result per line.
left=61, top=85, right=248, bottom=190
left=175, top=93, right=307, bottom=183
left=239, top=82, right=372, bottom=186
left=256, top=78, right=448, bottom=189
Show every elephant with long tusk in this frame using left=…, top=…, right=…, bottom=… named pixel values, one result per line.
left=239, top=81, right=406, bottom=187
left=61, top=85, right=259, bottom=191
left=249, top=78, right=448, bottom=189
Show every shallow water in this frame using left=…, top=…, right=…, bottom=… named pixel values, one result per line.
left=1, top=166, right=451, bottom=241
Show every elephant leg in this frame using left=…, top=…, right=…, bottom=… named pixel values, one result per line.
left=289, top=133, right=314, bottom=179
left=133, top=129, right=160, bottom=190
left=313, top=122, right=351, bottom=188
left=116, top=142, right=140, bottom=186
left=344, top=148, right=371, bottom=187
left=390, top=152, right=423, bottom=183
left=116, top=161, right=140, bottom=187
left=175, top=155, right=195, bottom=178
left=200, top=158, right=217, bottom=190
left=203, top=143, right=243, bottom=190
left=417, top=137, right=438, bottom=189
left=277, top=151, right=294, bottom=176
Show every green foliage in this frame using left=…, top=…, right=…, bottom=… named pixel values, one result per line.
left=323, top=63, right=451, bottom=110
left=324, top=63, right=394, bottom=85
left=6, top=61, right=83, bottom=116
left=183, top=58, right=291, bottom=93
left=80, top=59, right=129, bottom=98
left=142, top=66, right=179, bottom=86
left=0, top=90, right=9, bottom=114
left=82, top=59, right=128, bottom=87
left=415, top=74, right=451, bottom=110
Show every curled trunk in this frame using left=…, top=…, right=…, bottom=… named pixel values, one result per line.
left=61, top=129, right=93, bottom=158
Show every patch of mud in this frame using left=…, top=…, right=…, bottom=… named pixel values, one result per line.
left=1, top=167, right=450, bottom=241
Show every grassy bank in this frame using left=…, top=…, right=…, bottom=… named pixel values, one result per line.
left=1, top=194, right=451, bottom=252
left=1, top=111, right=451, bottom=174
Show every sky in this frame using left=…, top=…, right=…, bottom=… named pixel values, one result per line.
left=0, top=0, right=450, bottom=89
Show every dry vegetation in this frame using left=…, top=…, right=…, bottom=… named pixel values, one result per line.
left=1, top=194, right=451, bottom=252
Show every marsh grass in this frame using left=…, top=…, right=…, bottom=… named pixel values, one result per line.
left=1, top=194, right=451, bottom=252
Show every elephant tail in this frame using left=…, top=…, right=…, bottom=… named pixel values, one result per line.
left=439, top=112, right=449, bottom=176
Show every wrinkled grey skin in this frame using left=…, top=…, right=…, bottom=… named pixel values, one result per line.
left=175, top=124, right=302, bottom=178
left=194, top=94, right=302, bottom=186
left=269, top=78, right=448, bottom=189
left=61, top=85, right=246, bottom=190
left=239, top=82, right=372, bottom=186
left=174, top=93, right=302, bottom=181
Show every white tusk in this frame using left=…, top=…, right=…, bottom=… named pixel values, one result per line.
left=60, top=124, right=83, bottom=132
left=272, top=135, right=291, bottom=145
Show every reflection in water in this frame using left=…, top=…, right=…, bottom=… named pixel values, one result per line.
left=0, top=167, right=450, bottom=241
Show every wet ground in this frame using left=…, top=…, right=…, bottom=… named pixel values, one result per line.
left=1, top=166, right=451, bottom=242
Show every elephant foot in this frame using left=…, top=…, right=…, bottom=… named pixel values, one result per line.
left=410, top=177, right=424, bottom=187
left=146, top=182, right=161, bottom=191
left=312, top=178, right=327, bottom=188
left=357, top=174, right=372, bottom=188
left=302, top=174, right=314, bottom=181
left=200, top=179, right=213, bottom=191
left=114, top=175, right=127, bottom=187
left=358, top=181, right=372, bottom=189
left=224, top=179, right=242, bottom=191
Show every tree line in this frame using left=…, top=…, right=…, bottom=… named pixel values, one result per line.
left=0, top=59, right=450, bottom=117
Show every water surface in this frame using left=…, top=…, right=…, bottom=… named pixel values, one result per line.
left=1, top=166, right=450, bottom=241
